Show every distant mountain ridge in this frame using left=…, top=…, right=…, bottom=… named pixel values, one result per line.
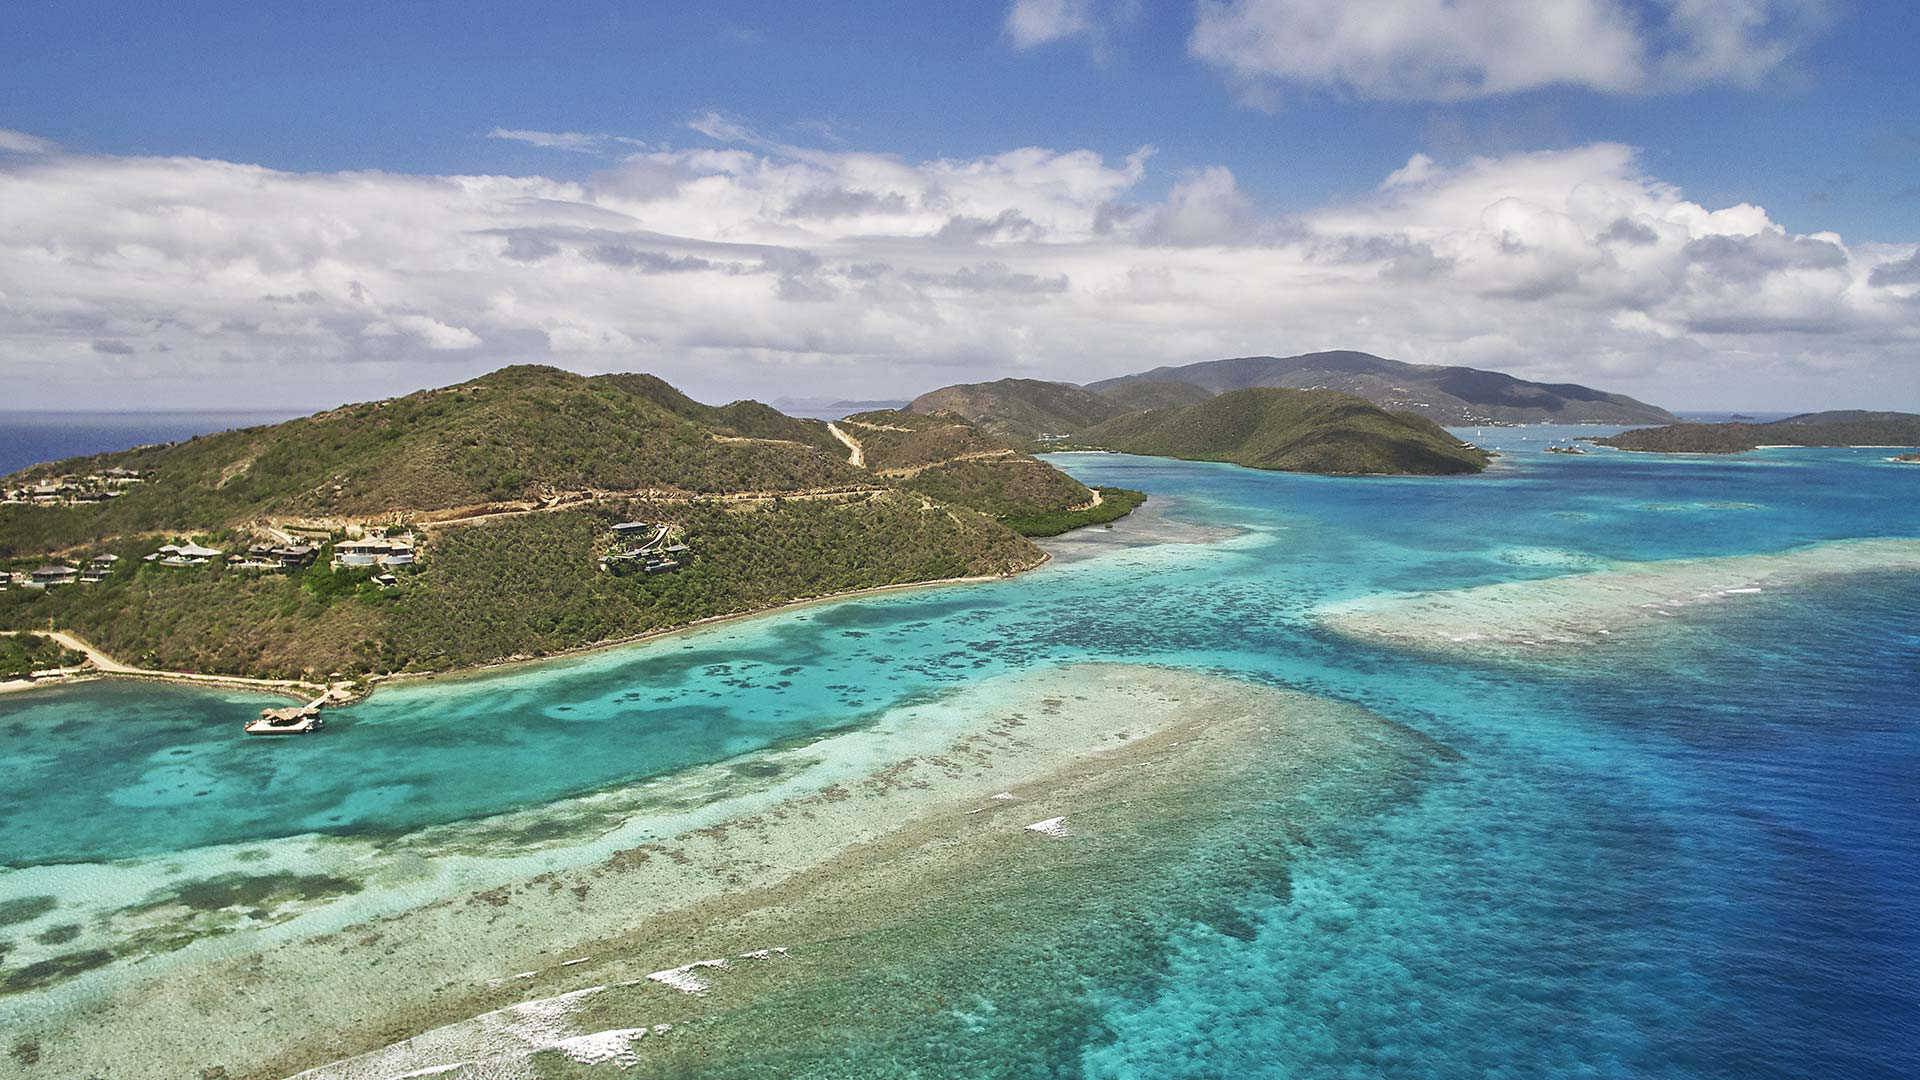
left=907, top=351, right=1675, bottom=444
left=1086, top=351, right=1677, bottom=426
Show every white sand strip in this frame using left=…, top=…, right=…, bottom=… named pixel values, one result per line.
left=1321, top=537, right=1920, bottom=657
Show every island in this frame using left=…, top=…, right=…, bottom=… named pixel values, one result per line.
left=1076, top=387, right=1492, bottom=475
left=1593, top=410, right=1920, bottom=453
left=0, top=365, right=1140, bottom=689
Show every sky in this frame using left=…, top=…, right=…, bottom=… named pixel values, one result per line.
left=1, top=0, right=1916, bottom=412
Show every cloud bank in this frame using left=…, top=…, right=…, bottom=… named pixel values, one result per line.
left=1189, top=0, right=1833, bottom=101
left=0, top=124, right=1912, bottom=410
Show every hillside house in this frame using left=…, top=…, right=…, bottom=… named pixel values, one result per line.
left=334, top=532, right=417, bottom=569
left=28, top=564, right=78, bottom=588
left=147, top=542, right=223, bottom=566
left=79, top=553, right=120, bottom=583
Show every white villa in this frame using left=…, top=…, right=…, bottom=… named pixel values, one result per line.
left=333, top=530, right=417, bottom=569
left=146, top=542, right=223, bottom=567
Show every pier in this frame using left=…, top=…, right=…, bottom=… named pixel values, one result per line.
left=246, top=693, right=332, bottom=735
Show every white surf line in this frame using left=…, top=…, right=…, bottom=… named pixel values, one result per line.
left=283, top=979, right=656, bottom=1080
left=646, top=958, right=729, bottom=994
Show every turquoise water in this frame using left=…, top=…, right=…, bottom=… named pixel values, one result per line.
left=3, top=429, right=1917, bottom=1075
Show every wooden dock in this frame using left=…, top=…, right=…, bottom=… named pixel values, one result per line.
left=246, top=694, right=330, bottom=735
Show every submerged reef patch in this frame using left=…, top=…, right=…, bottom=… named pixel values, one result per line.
left=0, top=895, right=57, bottom=928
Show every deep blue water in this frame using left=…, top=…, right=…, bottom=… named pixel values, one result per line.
left=0, top=410, right=304, bottom=474
left=2, top=428, right=1917, bottom=1075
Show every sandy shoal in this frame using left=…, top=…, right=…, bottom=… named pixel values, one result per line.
left=1320, top=536, right=1920, bottom=658
left=3, top=662, right=1433, bottom=1080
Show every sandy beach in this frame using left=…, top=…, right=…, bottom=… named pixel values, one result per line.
left=1, top=662, right=1433, bottom=1079
left=1319, top=536, right=1920, bottom=658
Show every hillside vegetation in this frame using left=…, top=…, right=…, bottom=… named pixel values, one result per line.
left=0, top=368, right=1133, bottom=680
left=1082, top=388, right=1491, bottom=475
left=907, top=378, right=1212, bottom=444
left=0, top=366, right=870, bottom=556
left=1595, top=412, right=1920, bottom=454
left=834, top=410, right=1097, bottom=519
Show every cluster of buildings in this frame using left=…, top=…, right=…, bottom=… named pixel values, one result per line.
left=600, top=520, right=690, bottom=575
left=4, top=528, right=412, bottom=593
left=140, top=539, right=324, bottom=571
left=6, top=552, right=121, bottom=589
left=2, top=468, right=146, bottom=507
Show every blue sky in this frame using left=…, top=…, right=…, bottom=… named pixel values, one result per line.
left=6, top=0, right=1915, bottom=240
left=0, top=1, right=1915, bottom=410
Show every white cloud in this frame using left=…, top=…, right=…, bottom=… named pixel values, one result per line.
left=0, top=129, right=1911, bottom=411
left=0, top=129, right=58, bottom=155
left=486, top=128, right=652, bottom=154
left=1006, top=0, right=1097, bottom=48
left=487, top=128, right=609, bottom=153
left=1189, top=0, right=1833, bottom=101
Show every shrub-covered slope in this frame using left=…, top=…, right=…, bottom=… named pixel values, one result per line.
left=836, top=410, right=1095, bottom=516
left=0, top=369, right=1090, bottom=679
left=0, top=365, right=867, bottom=555
left=1083, top=388, right=1491, bottom=475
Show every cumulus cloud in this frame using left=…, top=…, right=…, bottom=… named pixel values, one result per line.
left=0, top=130, right=1912, bottom=410
left=1869, top=249, right=1920, bottom=287
left=1189, top=0, right=1834, bottom=102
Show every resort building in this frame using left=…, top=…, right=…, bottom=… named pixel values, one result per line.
left=231, top=542, right=319, bottom=571
left=27, top=564, right=78, bottom=588
left=600, top=521, right=690, bottom=575
left=3, top=469, right=145, bottom=507
left=146, top=542, right=223, bottom=566
left=79, top=553, right=120, bottom=583
left=332, top=530, right=418, bottom=570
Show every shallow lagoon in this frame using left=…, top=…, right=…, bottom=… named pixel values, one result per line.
left=2, top=431, right=1917, bottom=1077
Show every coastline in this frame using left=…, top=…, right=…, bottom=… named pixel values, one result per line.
left=354, top=549, right=1052, bottom=700
left=0, top=550, right=1058, bottom=709
left=0, top=487, right=1184, bottom=708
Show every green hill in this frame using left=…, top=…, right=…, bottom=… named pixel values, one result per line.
left=0, top=365, right=869, bottom=555
left=1594, top=412, right=1920, bottom=453
left=906, top=379, right=1133, bottom=443
left=1081, top=388, right=1491, bottom=475
left=834, top=410, right=1100, bottom=518
left=1091, top=380, right=1214, bottom=414
left=906, top=377, right=1213, bottom=445
left=0, top=368, right=1130, bottom=681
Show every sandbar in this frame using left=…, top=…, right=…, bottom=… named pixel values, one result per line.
left=1320, top=536, right=1920, bottom=658
left=1, top=663, right=1434, bottom=1079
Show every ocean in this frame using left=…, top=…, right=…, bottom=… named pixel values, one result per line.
left=0, top=427, right=1915, bottom=1077
left=0, top=410, right=305, bottom=475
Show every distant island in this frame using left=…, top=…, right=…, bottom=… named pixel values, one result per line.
left=1087, top=351, right=1676, bottom=426
left=1079, top=388, right=1491, bottom=475
left=0, top=366, right=1139, bottom=687
left=906, top=351, right=1673, bottom=450
left=1593, top=411, right=1920, bottom=454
